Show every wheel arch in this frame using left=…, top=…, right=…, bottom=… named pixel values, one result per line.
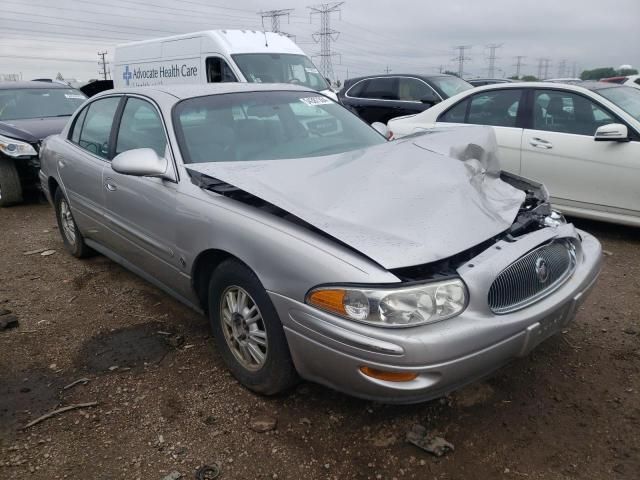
left=191, top=248, right=253, bottom=313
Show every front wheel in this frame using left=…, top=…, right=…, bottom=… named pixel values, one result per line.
left=0, top=158, right=23, bottom=207
left=208, top=259, right=298, bottom=395
left=54, top=188, right=94, bottom=258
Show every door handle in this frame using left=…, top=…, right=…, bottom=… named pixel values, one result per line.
left=104, top=180, right=117, bottom=192
left=529, top=137, right=553, bottom=149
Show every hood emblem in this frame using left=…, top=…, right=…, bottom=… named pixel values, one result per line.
left=535, top=257, right=549, bottom=283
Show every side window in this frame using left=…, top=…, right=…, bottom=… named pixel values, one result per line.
left=206, top=57, right=238, bottom=83
left=346, top=80, right=368, bottom=98
left=116, top=98, right=167, bottom=157
left=533, top=90, right=616, bottom=136
left=439, top=99, right=469, bottom=123
left=359, top=77, right=398, bottom=100
left=77, top=97, right=120, bottom=159
left=70, top=106, right=88, bottom=144
left=467, top=89, right=521, bottom=127
left=398, top=78, right=434, bottom=102
left=635, top=78, right=640, bottom=86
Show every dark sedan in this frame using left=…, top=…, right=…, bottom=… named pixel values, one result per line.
left=338, top=74, right=472, bottom=124
left=0, top=81, right=86, bottom=206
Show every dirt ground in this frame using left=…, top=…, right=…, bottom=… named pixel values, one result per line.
left=1, top=202, right=638, bottom=480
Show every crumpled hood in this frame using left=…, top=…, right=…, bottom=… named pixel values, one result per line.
left=189, top=126, right=525, bottom=269
left=0, top=116, right=70, bottom=143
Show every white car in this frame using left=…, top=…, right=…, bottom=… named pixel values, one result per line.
left=388, top=82, right=640, bottom=227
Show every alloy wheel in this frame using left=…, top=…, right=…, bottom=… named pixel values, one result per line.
left=59, top=198, right=77, bottom=246
left=220, top=286, right=268, bottom=371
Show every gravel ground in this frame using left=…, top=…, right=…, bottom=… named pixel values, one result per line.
left=1, top=202, right=638, bottom=480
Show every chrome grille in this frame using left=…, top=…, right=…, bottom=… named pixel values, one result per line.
left=488, top=240, right=576, bottom=314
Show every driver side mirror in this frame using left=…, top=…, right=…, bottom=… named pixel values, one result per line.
left=420, top=93, right=440, bottom=105
left=594, top=123, right=629, bottom=142
left=111, top=148, right=171, bottom=178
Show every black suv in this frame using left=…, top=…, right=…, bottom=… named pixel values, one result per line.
left=0, top=81, right=86, bottom=206
left=338, top=74, right=472, bottom=124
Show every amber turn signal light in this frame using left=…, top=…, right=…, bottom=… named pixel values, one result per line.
left=359, top=366, right=418, bottom=382
left=307, top=289, right=346, bottom=316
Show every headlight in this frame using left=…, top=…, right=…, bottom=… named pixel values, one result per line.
left=0, top=134, right=37, bottom=158
left=544, top=210, right=567, bottom=228
left=306, top=278, right=468, bottom=327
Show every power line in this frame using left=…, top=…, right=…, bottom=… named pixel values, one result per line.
left=308, top=2, right=344, bottom=82
left=486, top=43, right=502, bottom=78
left=0, top=54, right=95, bottom=63
left=513, top=56, right=526, bottom=78
left=453, top=45, right=471, bottom=77
left=259, top=9, right=294, bottom=38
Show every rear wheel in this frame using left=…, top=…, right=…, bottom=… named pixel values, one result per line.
left=54, top=188, right=94, bottom=258
left=0, top=158, right=23, bottom=207
left=208, top=259, right=298, bottom=395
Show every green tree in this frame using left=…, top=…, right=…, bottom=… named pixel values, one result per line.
left=619, top=68, right=638, bottom=76
left=580, top=67, right=617, bottom=80
left=521, top=75, right=538, bottom=81
left=443, top=70, right=459, bottom=77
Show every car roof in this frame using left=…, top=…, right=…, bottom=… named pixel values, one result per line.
left=0, top=80, right=73, bottom=90
left=344, top=73, right=455, bottom=83
left=462, top=80, right=624, bottom=94
left=96, top=82, right=316, bottom=100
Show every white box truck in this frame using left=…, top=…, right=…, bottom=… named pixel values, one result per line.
left=113, top=30, right=337, bottom=100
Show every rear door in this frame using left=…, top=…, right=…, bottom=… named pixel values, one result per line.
left=62, top=95, right=121, bottom=237
left=520, top=89, right=640, bottom=216
left=101, top=95, right=182, bottom=287
left=344, top=77, right=401, bottom=124
left=437, top=88, right=525, bottom=173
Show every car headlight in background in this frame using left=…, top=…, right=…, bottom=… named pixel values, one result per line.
left=0, top=134, right=37, bottom=158
left=306, top=278, right=468, bottom=327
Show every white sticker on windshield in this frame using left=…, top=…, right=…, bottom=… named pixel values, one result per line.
left=305, top=67, right=319, bottom=74
left=65, top=94, right=85, bottom=99
left=300, top=96, right=332, bottom=106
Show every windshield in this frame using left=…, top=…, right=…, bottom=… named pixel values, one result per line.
left=174, top=91, right=386, bottom=163
left=0, top=88, right=86, bottom=121
left=429, top=76, right=473, bottom=98
left=596, top=86, right=640, bottom=121
left=232, top=54, right=330, bottom=91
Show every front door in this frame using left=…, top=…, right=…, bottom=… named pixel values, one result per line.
left=101, top=96, right=182, bottom=287
left=521, top=89, right=640, bottom=217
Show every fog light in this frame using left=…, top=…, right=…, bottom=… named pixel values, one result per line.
left=359, top=366, right=418, bottom=382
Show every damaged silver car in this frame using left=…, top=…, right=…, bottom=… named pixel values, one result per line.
left=39, top=84, right=602, bottom=403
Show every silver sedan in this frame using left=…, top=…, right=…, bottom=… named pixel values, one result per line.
left=39, top=84, right=602, bottom=403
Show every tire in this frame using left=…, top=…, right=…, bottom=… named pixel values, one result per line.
left=208, top=259, right=298, bottom=395
left=54, top=188, right=94, bottom=258
left=0, top=158, right=23, bottom=207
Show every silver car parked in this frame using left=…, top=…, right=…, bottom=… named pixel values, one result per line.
left=39, top=84, right=602, bottom=403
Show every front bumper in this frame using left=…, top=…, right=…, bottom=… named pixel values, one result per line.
left=269, top=226, right=602, bottom=404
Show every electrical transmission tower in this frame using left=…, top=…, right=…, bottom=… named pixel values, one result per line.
left=486, top=43, right=502, bottom=78
left=259, top=8, right=294, bottom=38
left=308, top=2, right=344, bottom=82
left=513, top=56, right=526, bottom=78
left=98, top=51, right=109, bottom=80
left=536, top=57, right=551, bottom=80
left=452, top=45, right=471, bottom=78
left=557, top=59, right=567, bottom=78
left=571, top=61, right=578, bottom=78
left=543, top=58, right=551, bottom=80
